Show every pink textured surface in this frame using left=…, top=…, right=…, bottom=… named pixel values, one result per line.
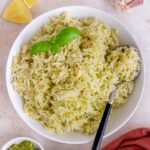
left=0, top=0, right=150, bottom=149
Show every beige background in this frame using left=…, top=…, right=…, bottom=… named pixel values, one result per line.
left=1, top=0, right=150, bottom=149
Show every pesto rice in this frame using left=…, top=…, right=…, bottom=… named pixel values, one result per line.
left=12, top=12, right=140, bottom=134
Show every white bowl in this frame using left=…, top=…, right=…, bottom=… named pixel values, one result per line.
left=6, top=6, right=144, bottom=144
left=1, top=137, right=44, bottom=150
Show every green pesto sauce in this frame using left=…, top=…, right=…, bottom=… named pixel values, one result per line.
left=7, top=141, right=39, bottom=150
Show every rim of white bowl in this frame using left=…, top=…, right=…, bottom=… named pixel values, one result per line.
left=1, top=137, right=44, bottom=150
left=6, top=6, right=145, bottom=144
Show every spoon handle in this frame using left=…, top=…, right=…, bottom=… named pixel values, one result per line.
left=91, top=103, right=112, bottom=150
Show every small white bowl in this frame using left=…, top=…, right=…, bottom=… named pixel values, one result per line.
left=1, top=137, right=44, bottom=150
left=6, top=6, right=144, bottom=144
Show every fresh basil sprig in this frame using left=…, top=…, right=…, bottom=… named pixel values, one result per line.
left=31, top=27, right=83, bottom=55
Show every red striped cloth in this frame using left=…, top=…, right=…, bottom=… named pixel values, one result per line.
left=102, top=128, right=150, bottom=150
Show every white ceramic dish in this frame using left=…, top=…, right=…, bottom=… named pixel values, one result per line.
left=1, top=137, right=44, bottom=150
left=6, top=6, right=144, bottom=144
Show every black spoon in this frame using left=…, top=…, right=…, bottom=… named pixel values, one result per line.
left=91, top=46, right=141, bottom=150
